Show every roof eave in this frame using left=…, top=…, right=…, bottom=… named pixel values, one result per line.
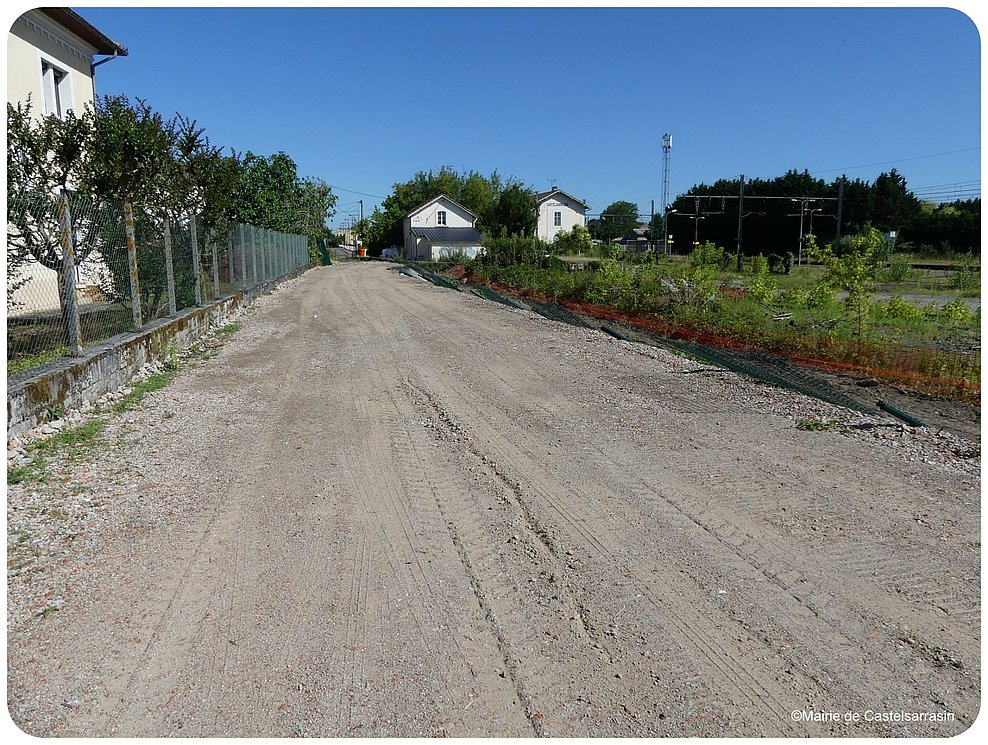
left=39, top=8, right=129, bottom=57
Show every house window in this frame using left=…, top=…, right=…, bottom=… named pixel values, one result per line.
left=41, top=60, right=70, bottom=118
left=554, top=211, right=562, bottom=226
left=436, top=210, right=447, bottom=226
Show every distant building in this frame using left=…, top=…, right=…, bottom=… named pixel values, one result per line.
left=403, top=195, right=484, bottom=261
left=535, top=189, right=590, bottom=244
left=617, top=226, right=653, bottom=254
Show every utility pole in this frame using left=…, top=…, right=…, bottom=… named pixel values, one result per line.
left=661, top=133, right=672, bottom=214
left=834, top=177, right=844, bottom=251
left=735, top=174, right=745, bottom=271
left=358, top=199, right=364, bottom=256
left=650, top=199, right=654, bottom=253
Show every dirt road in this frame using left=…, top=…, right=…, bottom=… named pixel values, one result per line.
left=6, top=261, right=980, bottom=737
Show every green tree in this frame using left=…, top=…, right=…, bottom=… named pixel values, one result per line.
left=807, top=227, right=884, bottom=341
left=869, top=169, right=920, bottom=235
left=588, top=200, right=640, bottom=242
left=552, top=224, right=593, bottom=255
left=235, top=151, right=300, bottom=230
left=492, top=182, right=537, bottom=237
left=7, top=98, right=95, bottom=301
left=80, top=95, right=176, bottom=206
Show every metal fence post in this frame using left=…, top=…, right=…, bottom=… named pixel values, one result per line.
left=251, top=225, right=258, bottom=287
left=123, top=201, right=143, bottom=331
left=190, top=215, right=203, bottom=305
left=239, top=224, right=248, bottom=290
left=277, top=232, right=282, bottom=277
left=163, top=218, right=178, bottom=316
left=265, top=228, right=272, bottom=280
left=259, top=227, right=267, bottom=281
left=211, top=232, right=221, bottom=300
left=57, top=190, right=83, bottom=356
left=228, top=228, right=236, bottom=287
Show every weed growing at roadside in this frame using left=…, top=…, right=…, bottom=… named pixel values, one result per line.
left=216, top=322, right=241, bottom=339
left=34, top=420, right=106, bottom=456
left=114, top=370, right=179, bottom=414
left=796, top=418, right=850, bottom=434
left=7, top=421, right=106, bottom=485
left=7, top=465, right=32, bottom=485
left=6, top=346, right=71, bottom=376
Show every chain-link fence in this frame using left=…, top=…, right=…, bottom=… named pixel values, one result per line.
left=8, top=190, right=311, bottom=382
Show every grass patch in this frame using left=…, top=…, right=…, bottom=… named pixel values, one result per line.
left=796, top=418, right=849, bottom=433
left=34, top=420, right=106, bottom=454
left=7, top=465, right=33, bottom=485
left=7, top=346, right=71, bottom=376
left=9, top=421, right=106, bottom=486
left=113, top=369, right=179, bottom=414
left=216, top=322, right=241, bottom=339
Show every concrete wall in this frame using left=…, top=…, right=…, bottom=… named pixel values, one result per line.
left=6, top=277, right=288, bottom=440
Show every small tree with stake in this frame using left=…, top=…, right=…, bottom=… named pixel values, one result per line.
left=6, top=98, right=101, bottom=348
left=805, top=227, right=884, bottom=348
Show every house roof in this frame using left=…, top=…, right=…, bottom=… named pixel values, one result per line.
left=38, top=8, right=129, bottom=57
left=405, top=193, right=476, bottom=220
left=410, top=227, right=483, bottom=244
left=535, top=189, right=590, bottom=210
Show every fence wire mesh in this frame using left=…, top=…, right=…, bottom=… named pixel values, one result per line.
left=8, top=190, right=311, bottom=384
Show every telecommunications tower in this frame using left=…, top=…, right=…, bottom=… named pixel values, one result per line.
left=660, top=133, right=673, bottom=214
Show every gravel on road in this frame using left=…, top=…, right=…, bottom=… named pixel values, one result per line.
left=6, top=261, right=980, bottom=737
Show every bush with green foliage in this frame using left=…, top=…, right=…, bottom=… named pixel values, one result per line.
left=875, top=295, right=925, bottom=323
left=939, top=298, right=974, bottom=323
left=689, top=241, right=726, bottom=269
left=877, top=253, right=920, bottom=283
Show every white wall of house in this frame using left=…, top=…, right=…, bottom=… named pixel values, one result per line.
left=408, top=198, right=475, bottom=230
left=7, top=10, right=99, bottom=120
left=403, top=196, right=479, bottom=260
left=537, top=192, right=588, bottom=244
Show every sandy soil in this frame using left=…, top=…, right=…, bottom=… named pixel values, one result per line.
left=6, top=261, right=980, bottom=737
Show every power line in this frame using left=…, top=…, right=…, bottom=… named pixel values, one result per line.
left=326, top=184, right=387, bottom=199
left=809, top=147, right=980, bottom=175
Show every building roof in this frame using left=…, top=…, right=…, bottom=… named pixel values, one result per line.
left=38, top=8, right=129, bottom=57
left=535, top=189, right=590, bottom=210
left=410, top=227, right=483, bottom=244
left=404, top=193, right=476, bottom=220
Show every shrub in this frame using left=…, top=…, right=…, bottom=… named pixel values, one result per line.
left=948, top=254, right=979, bottom=292
left=805, top=282, right=838, bottom=309
left=777, top=287, right=808, bottom=309
left=876, top=295, right=924, bottom=322
left=747, top=253, right=770, bottom=276
left=743, top=274, right=776, bottom=305
left=939, top=298, right=973, bottom=323
left=689, top=241, right=725, bottom=269
left=878, top=253, right=920, bottom=283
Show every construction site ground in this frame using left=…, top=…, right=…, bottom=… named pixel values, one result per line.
left=6, top=261, right=980, bottom=737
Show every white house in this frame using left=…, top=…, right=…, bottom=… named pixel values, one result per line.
left=8, top=8, right=127, bottom=121
left=402, top=195, right=484, bottom=261
left=7, top=8, right=128, bottom=314
left=535, top=189, right=590, bottom=244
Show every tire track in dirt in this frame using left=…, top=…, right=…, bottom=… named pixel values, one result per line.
left=324, top=272, right=533, bottom=736
left=380, top=276, right=974, bottom=733
left=404, top=377, right=803, bottom=734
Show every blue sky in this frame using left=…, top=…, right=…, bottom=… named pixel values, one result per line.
left=10, top=3, right=982, bottom=229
